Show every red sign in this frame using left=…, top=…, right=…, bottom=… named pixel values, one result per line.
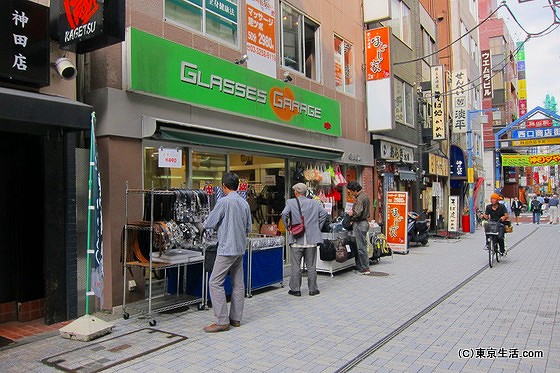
left=526, top=119, right=553, bottom=128
left=365, top=27, right=390, bottom=81
left=385, top=191, right=408, bottom=253
left=519, top=99, right=527, bottom=117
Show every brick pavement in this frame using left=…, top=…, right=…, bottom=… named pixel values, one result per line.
left=0, top=223, right=557, bottom=372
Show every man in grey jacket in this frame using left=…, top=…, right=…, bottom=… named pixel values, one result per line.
left=203, top=172, right=252, bottom=333
left=282, top=183, right=328, bottom=297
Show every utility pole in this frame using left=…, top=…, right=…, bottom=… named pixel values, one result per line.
left=467, top=108, right=498, bottom=233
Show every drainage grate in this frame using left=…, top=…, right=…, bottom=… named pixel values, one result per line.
left=41, top=328, right=187, bottom=372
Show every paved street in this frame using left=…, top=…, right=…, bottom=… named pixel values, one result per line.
left=1, top=221, right=559, bottom=372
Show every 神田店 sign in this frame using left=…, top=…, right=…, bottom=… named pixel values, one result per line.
left=0, top=0, right=49, bottom=87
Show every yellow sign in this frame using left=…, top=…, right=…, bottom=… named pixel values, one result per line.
left=467, top=168, right=474, bottom=183
left=502, top=154, right=560, bottom=166
left=511, top=138, right=560, bottom=146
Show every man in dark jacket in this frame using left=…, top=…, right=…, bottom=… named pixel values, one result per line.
left=347, top=181, right=371, bottom=275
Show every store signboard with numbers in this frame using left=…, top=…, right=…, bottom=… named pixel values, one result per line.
left=385, top=191, right=408, bottom=254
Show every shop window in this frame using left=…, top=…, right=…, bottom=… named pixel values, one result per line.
left=192, top=151, right=227, bottom=190
left=165, top=0, right=239, bottom=47
left=144, top=146, right=188, bottom=189
left=334, top=35, right=355, bottom=95
left=281, top=3, right=321, bottom=81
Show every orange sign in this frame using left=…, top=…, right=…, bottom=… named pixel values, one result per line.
left=365, top=27, right=391, bottom=81
left=385, top=191, right=408, bottom=253
left=246, top=4, right=276, bottom=54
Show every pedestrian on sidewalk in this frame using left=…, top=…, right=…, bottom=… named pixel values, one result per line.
left=203, top=172, right=252, bottom=333
left=347, top=181, right=371, bottom=275
left=548, top=194, right=559, bottom=224
left=530, top=195, right=543, bottom=224
left=511, top=197, right=523, bottom=226
left=282, top=183, right=328, bottom=297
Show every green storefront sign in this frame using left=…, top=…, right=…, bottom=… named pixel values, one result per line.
left=128, top=28, right=341, bottom=136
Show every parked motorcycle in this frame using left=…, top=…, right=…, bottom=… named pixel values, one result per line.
left=407, top=211, right=429, bottom=246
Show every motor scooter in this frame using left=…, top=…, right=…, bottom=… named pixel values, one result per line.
left=407, top=211, right=429, bottom=246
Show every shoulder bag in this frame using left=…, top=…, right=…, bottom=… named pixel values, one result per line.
left=288, top=198, right=305, bottom=237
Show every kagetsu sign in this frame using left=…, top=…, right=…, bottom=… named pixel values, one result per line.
left=53, top=0, right=125, bottom=54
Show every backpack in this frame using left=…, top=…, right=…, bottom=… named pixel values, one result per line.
left=532, top=200, right=542, bottom=212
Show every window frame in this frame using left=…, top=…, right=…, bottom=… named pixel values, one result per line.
left=334, top=34, right=355, bottom=95
left=394, top=77, right=414, bottom=127
left=164, top=0, right=240, bottom=48
left=383, top=0, right=412, bottom=47
left=280, top=3, right=322, bottom=81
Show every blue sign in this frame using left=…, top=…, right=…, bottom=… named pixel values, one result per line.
left=450, top=145, right=466, bottom=178
left=512, top=128, right=560, bottom=139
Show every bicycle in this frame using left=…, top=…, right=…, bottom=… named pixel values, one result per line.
left=483, top=220, right=504, bottom=268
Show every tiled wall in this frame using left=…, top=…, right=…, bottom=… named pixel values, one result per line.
left=0, top=299, right=46, bottom=323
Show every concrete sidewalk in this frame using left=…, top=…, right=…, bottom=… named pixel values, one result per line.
left=1, top=223, right=558, bottom=372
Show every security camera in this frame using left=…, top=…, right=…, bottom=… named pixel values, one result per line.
left=54, top=57, right=77, bottom=80
left=283, top=71, right=293, bottom=82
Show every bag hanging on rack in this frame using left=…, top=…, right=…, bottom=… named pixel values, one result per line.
left=341, top=213, right=353, bottom=230
left=334, top=166, right=347, bottom=187
left=260, top=223, right=279, bottom=236
left=288, top=198, right=306, bottom=238
left=304, top=165, right=315, bottom=182
left=319, top=167, right=332, bottom=186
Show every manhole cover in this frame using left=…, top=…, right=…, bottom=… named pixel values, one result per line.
left=368, top=271, right=389, bottom=276
left=42, top=328, right=187, bottom=372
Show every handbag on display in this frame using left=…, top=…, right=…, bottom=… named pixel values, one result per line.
left=304, top=165, right=315, bottom=182
left=260, top=223, right=279, bottom=236
left=335, top=240, right=349, bottom=262
left=319, top=240, right=336, bottom=261
left=341, top=213, right=353, bottom=230
left=288, top=198, right=306, bottom=238
left=334, top=165, right=347, bottom=187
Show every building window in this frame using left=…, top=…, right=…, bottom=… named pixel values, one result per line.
left=394, top=77, right=414, bottom=126
left=421, top=28, right=436, bottom=65
left=281, top=3, right=321, bottom=81
left=460, top=21, right=469, bottom=52
left=334, top=35, right=355, bottom=95
left=384, top=0, right=411, bottom=46
left=165, top=0, right=239, bottom=47
left=471, top=37, right=478, bottom=65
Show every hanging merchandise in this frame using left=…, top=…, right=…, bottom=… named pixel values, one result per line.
left=334, top=165, right=347, bottom=187
left=304, top=165, right=316, bottom=182
left=313, top=166, right=323, bottom=183
left=319, top=166, right=332, bottom=186
left=293, top=161, right=305, bottom=183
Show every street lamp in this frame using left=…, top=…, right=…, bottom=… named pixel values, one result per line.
left=467, top=107, right=498, bottom=233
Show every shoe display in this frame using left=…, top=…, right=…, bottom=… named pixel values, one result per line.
left=229, top=320, right=240, bottom=327
left=203, top=323, right=230, bottom=333
left=309, top=290, right=320, bottom=296
left=288, top=290, right=301, bottom=297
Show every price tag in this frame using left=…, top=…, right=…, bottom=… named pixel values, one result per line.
left=158, top=148, right=182, bottom=168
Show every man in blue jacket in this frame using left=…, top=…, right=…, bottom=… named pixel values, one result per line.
left=203, top=172, right=252, bottom=332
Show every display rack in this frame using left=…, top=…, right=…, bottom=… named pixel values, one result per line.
left=122, top=183, right=206, bottom=326
left=315, top=232, right=355, bottom=276
left=246, top=235, right=284, bottom=297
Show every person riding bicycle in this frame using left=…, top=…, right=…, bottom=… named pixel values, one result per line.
left=482, top=193, right=509, bottom=254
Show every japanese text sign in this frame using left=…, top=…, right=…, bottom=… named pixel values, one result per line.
left=365, top=27, right=391, bottom=81
left=385, top=191, right=408, bottom=253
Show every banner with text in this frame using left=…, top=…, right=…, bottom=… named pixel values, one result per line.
left=452, top=69, right=468, bottom=134
left=385, top=191, right=408, bottom=253
left=501, top=154, right=560, bottom=167
left=246, top=0, right=276, bottom=77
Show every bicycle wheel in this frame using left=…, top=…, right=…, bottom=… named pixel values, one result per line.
left=488, top=237, right=493, bottom=268
left=495, top=240, right=500, bottom=263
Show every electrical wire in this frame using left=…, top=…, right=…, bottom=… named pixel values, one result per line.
left=395, top=3, right=505, bottom=66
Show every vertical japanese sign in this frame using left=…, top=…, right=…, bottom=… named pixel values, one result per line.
left=246, top=0, right=276, bottom=77
left=385, top=191, right=408, bottom=253
left=452, top=69, right=468, bottom=134
left=431, top=65, right=445, bottom=139
left=481, top=50, right=492, bottom=99
left=448, top=196, right=459, bottom=232
left=0, top=0, right=49, bottom=87
left=517, top=42, right=527, bottom=117
left=365, top=27, right=392, bottom=131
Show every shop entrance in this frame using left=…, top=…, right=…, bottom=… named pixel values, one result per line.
left=0, top=132, right=45, bottom=323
